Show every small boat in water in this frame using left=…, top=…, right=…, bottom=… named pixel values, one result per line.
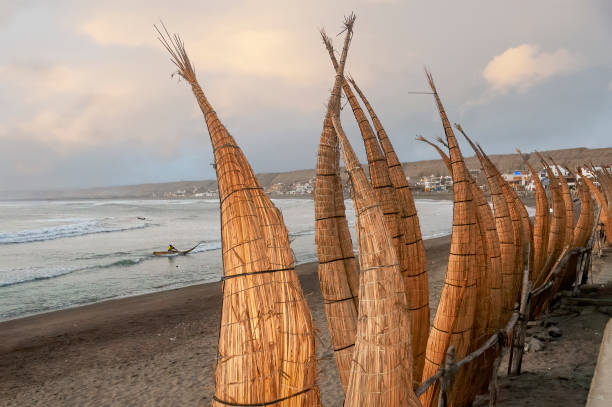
left=153, top=244, right=199, bottom=257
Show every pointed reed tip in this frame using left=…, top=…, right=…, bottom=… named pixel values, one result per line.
left=345, top=72, right=355, bottom=85
left=337, top=12, right=356, bottom=36
left=436, top=137, right=449, bottom=149
left=320, top=29, right=334, bottom=51
left=424, top=67, right=438, bottom=93
left=454, top=123, right=468, bottom=139
left=344, top=12, right=356, bottom=29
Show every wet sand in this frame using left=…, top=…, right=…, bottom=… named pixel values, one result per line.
left=1, top=236, right=609, bottom=406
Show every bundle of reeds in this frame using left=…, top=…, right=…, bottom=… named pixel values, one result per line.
left=418, top=134, right=504, bottom=395
left=348, top=77, right=430, bottom=379
left=550, top=158, right=574, bottom=249
left=473, top=144, right=531, bottom=283
left=465, top=137, right=515, bottom=321
left=420, top=71, right=479, bottom=407
left=447, top=129, right=512, bottom=402
left=503, top=174, right=533, bottom=277
left=321, top=45, right=428, bottom=380
left=481, top=147, right=532, bottom=279
left=320, top=35, right=413, bottom=378
left=584, top=165, right=611, bottom=245
left=537, top=153, right=566, bottom=280
left=567, top=168, right=595, bottom=248
left=518, top=150, right=550, bottom=286
left=314, top=109, right=359, bottom=390
left=450, top=129, right=504, bottom=333
left=321, top=35, right=404, bottom=278
left=323, top=15, right=420, bottom=406
left=417, top=137, right=487, bottom=339
left=581, top=169, right=608, bottom=239
left=156, top=26, right=320, bottom=407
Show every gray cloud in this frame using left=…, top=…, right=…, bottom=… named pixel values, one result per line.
left=1, top=0, right=611, bottom=191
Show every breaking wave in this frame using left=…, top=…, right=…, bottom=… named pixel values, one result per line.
left=0, top=220, right=154, bottom=244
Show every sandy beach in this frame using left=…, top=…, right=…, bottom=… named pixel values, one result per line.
left=1, top=236, right=609, bottom=406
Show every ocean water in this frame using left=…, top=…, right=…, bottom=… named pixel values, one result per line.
left=0, top=198, right=455, bottom=321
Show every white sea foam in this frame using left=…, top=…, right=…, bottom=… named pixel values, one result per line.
left=190, top=241, right=223, bottom=253
left=0, top=265, right=83, bottom=287
left=0, top=220, right=153, bottom=244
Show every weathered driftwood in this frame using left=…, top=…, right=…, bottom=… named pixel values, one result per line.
left=349, top=77, right=430, bottom=378
left=421, top=71, right=479, bottom=407
left=156, top=25, right=321, bottom=406
left=564, top=297, right=612, bottom=306
left=327, top=14, right=420, bottom=407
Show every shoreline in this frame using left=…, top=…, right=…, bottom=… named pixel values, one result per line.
left=1, top=236, right=609, bottom=406
left=0, top=235, right=452, bottom=353
left=0, top=235, right=452, bottom=406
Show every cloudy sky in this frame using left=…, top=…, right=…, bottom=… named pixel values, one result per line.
left=1, top=0, right=611, bottom=191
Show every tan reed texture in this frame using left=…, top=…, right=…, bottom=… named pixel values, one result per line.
left=418, top=135, right=496, bottom=334
left=501, top=180, right=524, bottom=304
left=536, top=153, right=566, bottom=283
left=598, top=167, right=612, bottom=242
left=420, top=71, right=479, bottom=407
left=509, top=185, right=533, bottom=277
left=566, top=169, right=595, bottom=248
left=321, top=35, right=404, bottom=281
left=475, top=143, right=532, bottom=279
left=418, top=134, right=504, bottom=401
left=417, top=136, right=488, bottom=338
left=465, top=139, right=515, bottom=322
left=550, top=159, right=574, bottom=249
left=586, top=165, right=612, bottom=244
left=314, top=22, right=360, bottom=392
left=324, top=15, right=420, bottom=407
left=487, top=153, right=524, bottom=311
left=581, top=170, right=609, bottom=243
left=349, top=78, right=429, bottom=377
left=590, top=165, right=612, bottom=205
left=453, top=128, right=514, bottom=402
left=314, top=106, right=359, bottom=390
left=320, top=28, right=410, bottom=317
left=518, top=150, right=550, bottom=286
left=156, top=26, right=320, bottom=407
left=450, top=129, right=504, bottom=333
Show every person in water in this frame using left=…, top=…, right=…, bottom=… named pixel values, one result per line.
left=167, top=244, right=178, bottom=252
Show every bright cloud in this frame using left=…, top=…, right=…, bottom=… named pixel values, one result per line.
left=484, top=44, right=582, bottom=92
left=79, top=10, right=320, bottom=82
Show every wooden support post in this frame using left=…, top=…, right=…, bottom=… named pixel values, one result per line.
left=489, top=339, right=505, bottom=407
left=509, top=293, right=529, bottom=375
left=507, top=301, right=522, bottom=375
left=438, top=346, right=456, bottom=407
left=573, top=251, right=585, bottom=296
left=510, top=250, right=531, bottom=376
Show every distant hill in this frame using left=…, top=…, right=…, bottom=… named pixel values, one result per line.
left=3, top=146, right=611, bottom=200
